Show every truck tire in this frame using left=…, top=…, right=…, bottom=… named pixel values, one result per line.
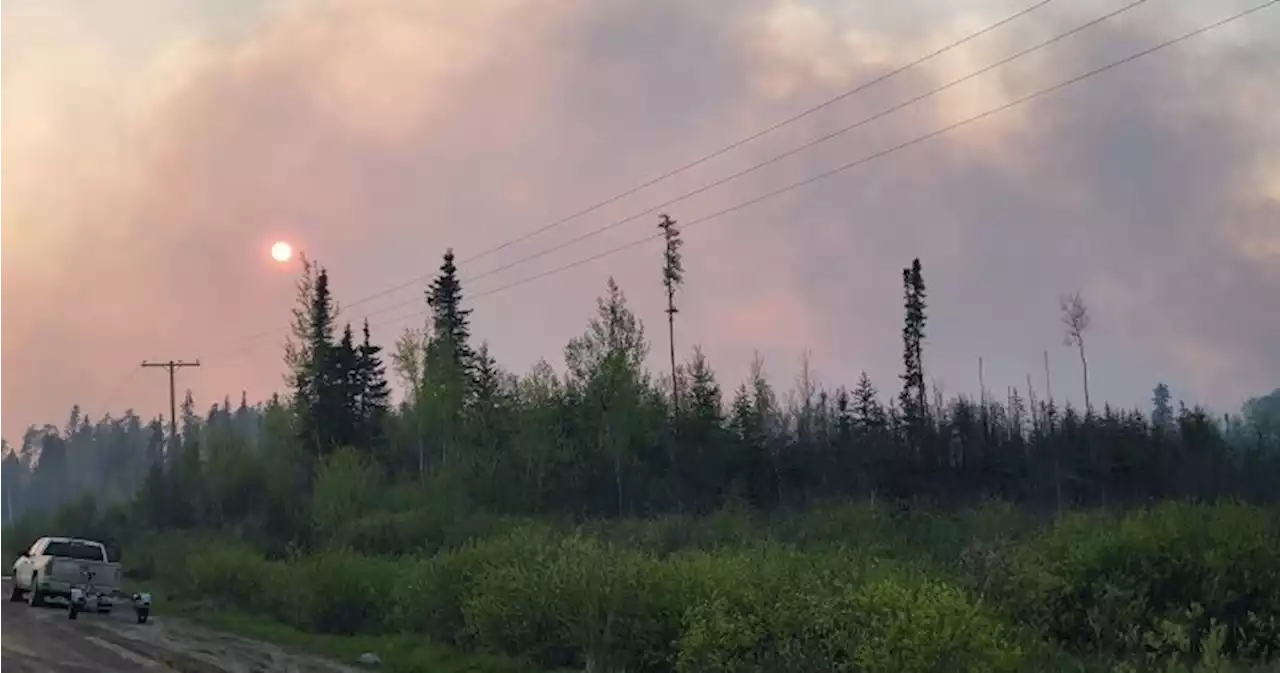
left=27, top=574, right=45, bottom=608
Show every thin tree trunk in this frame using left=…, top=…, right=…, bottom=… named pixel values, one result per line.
left=667, top=308, right=678, bottom=412
left=1078, top=340, right=1091, bottom=414
left=416, top=411, right=425, bottom=479
left=667, top=307, right=681, bottom=511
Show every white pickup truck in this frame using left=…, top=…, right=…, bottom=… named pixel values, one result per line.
left=9, top=536, right=120, bottom=613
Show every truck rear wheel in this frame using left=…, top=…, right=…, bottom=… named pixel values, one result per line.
left=26, top=574, right=45, bottom=608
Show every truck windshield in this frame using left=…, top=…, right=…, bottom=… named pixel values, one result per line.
left=44, top=541, right=104, bottom=561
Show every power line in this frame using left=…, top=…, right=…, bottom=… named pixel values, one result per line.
left=337, top=0, right=1058, bottom=313
left=201, top=0, right=1274, bottom=360
left=196, top=1, right=1057, bottom=358
left=358, top=0, right=1276, bottom=328
left=337, top=0, right=1153, bottom=326
left=96, top=366, right=145, bottom=417
left=141, top=360, right=201, bottom=455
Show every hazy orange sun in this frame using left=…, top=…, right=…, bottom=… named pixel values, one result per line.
left=270, top=241, right=293, bottom=263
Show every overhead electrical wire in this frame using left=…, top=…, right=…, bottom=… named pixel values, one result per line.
left=331, top=0, right=1060, bottom=313
left=340, top=0, right=1154, bottom=325
left=203, top=0, right=1273, bottom=360
left=202, top=0, right=1056, bottom=358
left=353, top=1, right=1276, bottom=334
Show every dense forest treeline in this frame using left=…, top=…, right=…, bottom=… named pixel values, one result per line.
left=4, top=240, right=1280, bottom=672
left=3, top=248, right=1278, bottom=527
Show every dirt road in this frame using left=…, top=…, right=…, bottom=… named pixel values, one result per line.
left=1, top=579, right=363, bottom=672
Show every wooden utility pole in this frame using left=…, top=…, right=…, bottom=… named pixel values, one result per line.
left=142, top=360, right=201, bottom=455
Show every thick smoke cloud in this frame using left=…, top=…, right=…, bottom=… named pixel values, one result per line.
left=3, top=0, right=1277, bottom=439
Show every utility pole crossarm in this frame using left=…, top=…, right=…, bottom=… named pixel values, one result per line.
left=141, top=360, right=201, bottom=369
left=141, top=359, right=201, bottom=457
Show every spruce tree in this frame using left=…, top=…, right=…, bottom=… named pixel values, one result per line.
left=835, top=387, right=855, bottom=443
left=682, top=347, right=724, bottom=510
left=852, top=371, right=884, bottom=434
left=291, top=265, right=343, bottom=456
left=728, top=383, right=760, bottom=504
left=466, top=342, right=510, bottom=486
left=1152, top=382, right=1174, bottom=433
left=471, top=343, right=503, bottom=410
left=898, top=258, right=927, bottom=446
left=426, top=248, right=474, bottom=370
left=357, top=320, right=391, bottom=452
left=331, top=324, right=361, bottom=448
left=420, top=249, right=475, bottom=471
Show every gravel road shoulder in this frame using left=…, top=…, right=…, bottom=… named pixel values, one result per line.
left=2, top=579, right=363, bottom=673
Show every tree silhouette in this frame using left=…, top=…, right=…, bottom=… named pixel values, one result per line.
left=1060, top=291, right=1093, bottom=414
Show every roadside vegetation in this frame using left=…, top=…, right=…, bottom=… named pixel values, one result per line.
left=5, top=246, right=1279, bottom=672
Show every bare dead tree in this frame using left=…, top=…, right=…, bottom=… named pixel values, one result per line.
left=1059, top=291, right=1093, bottom=414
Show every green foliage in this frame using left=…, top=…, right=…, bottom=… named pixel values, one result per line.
left=6, top=254, right=1280, bottom=673
left=311, top=446, right=381, bottom=541
left=391, top=525, right=562, bottom=645
left=974, top=503, right=1280, bottom=663
left=298, top=547, right=397, bottom=635
left=179, top=538, right=296, bottom=619
left=330, top=507, right=518, bottom=557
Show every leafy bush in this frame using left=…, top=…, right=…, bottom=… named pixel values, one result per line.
left=178, top=538, right=297, bottom=620
left=296, top=547, right=397, bottom=635
left=388, top=525, right=561, bottom=644
left=462, top=535, right=710, bottom=673
left=145, top=503, right=1280, bottom=672
left=850, top=575, right=1023, bottom=673
left=330, top=507, right=521, bottom=557
left=311, top=447, right=381, bottom=541
left=677, top=554, right=1022, bottom=673
left=993, top=502, right=1280, bottom=660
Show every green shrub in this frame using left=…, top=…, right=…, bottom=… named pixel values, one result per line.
left=463, top=535, right=716, bottom=673
left=676, top=555, right=1021, bottom=673
left=678, top=580, right=849, bottom=673
left=997, top=502, right=1280, bottom=660
left=182, top=540, right=271, bottom=606
left=311, top=447, right=381, bottom=541
left=165, top=537, right=298, bottom=622
left=584, top=508, right=759, bottom=556
left=461, top=536, right=576, bottom=665
left=389, top=525, right=561, bottom=644
left=140, top=502, right=1280, bottom=672
left=330, top=508, right=521, bottom=557
left=297, top=547, right=397, bottom=635
left=849, top=575, right=1023, bottom=673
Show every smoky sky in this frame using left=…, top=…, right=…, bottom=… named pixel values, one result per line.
left=2, top=0, right=1277, bottom=440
